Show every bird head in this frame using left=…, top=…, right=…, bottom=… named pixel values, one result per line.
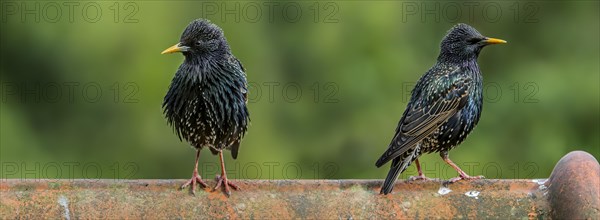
left=161, top=19, right=229, bottom=59
left=438, top=23, right=506, bottom=63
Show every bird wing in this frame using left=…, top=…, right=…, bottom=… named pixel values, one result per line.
left=375, top=70, right=471, bottom=167
left=226, top=55, right=249, bottom=159
left=233, top=56, right=246, bottom=72
left=229, top=56, right=248, bottom=103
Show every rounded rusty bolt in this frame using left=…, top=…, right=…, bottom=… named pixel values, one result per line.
left=546, top=150, right=600, bottom=219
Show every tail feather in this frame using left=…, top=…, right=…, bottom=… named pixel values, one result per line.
left=230, top=140, right=240, bottom=159
left=380, top=147, right=419, bottom=195
left=380, top=158, right=403, bottom=194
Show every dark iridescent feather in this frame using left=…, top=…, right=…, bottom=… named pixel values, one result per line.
left=375, top=67, right=472, bottom=167
left=163, top=19, right=249, bottom=157
left=376, top=23, right=503, bottom=194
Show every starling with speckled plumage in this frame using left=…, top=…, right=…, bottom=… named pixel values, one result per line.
left=375, top=24, right=506, bottom=195
left=161, top=19, right=249, bottom=196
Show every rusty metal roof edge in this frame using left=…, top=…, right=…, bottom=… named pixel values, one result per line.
left=0, top=151, right=598, bottom=219
left=0, top=178, right=545, bottom=193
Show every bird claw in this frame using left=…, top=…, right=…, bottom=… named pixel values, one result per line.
left=448, top=174, right=485, bottom=183
left=180, top=173, right=208, bottom=195
left=213, top=175, right=240, bottom=197
left=408, top=175, right=437, bottom=181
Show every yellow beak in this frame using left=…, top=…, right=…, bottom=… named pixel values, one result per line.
left=161, top=43, right=189, bottom=54
left=484, top=38, right=507, bottom=44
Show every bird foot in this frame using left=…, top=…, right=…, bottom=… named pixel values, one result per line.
left=408, top=175, right=437, bottom=181
left=180, top=173, right=208, bottom=195
left=448, top=174, right=485, bottom=183
left=213, top=175, right=240, bottom=197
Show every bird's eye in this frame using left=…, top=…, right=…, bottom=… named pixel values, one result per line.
left=195, top=41, right=202, bottom=46
left=467, top=38, right=481, bottom=44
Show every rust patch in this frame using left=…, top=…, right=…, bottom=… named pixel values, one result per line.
left=1, top=151, right=598, bottom=219
left=546, top=151, right=600, bottom=219
left=1, top=179, right=548, bottom=219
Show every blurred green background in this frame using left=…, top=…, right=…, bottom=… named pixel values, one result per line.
left=1, top=1, right=598, bottom=180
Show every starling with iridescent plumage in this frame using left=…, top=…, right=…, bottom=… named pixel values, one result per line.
left=161, top=19, right=249, bottom=196
left=375, top=24, right=506, bottom=195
